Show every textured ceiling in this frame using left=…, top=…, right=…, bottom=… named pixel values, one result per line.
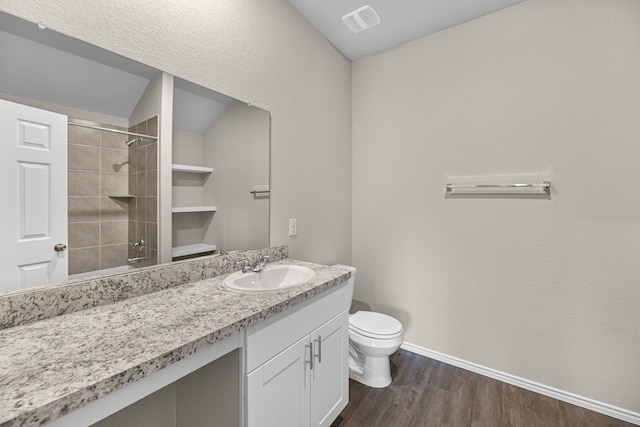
left=0, top=11, right=231, bottom=129
left=286, top=0, right=526, bottom=60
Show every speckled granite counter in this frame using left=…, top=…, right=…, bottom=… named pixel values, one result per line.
left=0, top=258, right=350, bottom=427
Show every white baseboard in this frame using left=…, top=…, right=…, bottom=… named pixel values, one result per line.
left=400, top=342, right=640, bottom=426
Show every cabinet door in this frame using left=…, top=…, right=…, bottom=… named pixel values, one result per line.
left=310, top=310, right=349, bottom=427
left=247, top=335, right=311, bottom=427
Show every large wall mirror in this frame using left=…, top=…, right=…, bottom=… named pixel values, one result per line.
left=0, top=11, right=270, bottom=293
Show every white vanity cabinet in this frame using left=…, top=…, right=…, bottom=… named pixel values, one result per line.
left=245, top=282, right=351, bottom=427
left=309, top=311, right=349, bottom=427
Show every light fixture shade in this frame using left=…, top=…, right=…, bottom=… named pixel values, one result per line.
left=342, top=5, right=381, bottom=34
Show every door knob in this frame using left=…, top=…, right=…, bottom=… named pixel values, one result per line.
left=54, top=243, right=67, bottom=252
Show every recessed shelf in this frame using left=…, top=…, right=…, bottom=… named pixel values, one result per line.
left=172, top=206, right=217, bottom=213
left=172, top=243, right=217, bottom=258
left=172, top=164, right=214, bottom=174
left=107, top=194, right=135, bottom=198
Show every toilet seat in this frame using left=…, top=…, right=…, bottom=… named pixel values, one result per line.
left=349, top=311, right=403, bottom=340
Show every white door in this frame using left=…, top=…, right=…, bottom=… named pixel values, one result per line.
left=310, top=310, right=349, bottom=427
left=0, top=99, right=68, bottom=292
left=246, top=335, right=311, bottom=427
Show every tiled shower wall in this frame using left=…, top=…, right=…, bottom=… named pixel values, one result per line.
left=67, top=119, right=131, bottom=275
left=128, top=116, right=158, bottom=268
left=68, top=117, right=158, bottom=275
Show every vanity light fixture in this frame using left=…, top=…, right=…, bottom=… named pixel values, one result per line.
left=342, top=5, right=381, bottom=34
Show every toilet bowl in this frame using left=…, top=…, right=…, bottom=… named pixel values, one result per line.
left=332, top=265, right=404, bottom=388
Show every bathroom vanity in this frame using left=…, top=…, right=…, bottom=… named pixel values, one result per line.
left=0, top=248, right=351, bottom=427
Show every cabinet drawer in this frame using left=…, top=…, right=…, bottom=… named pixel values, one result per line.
left=246, top=280, right=350, bottom=373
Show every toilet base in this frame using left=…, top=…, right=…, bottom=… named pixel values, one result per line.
left=349, top=353, right=392, bottom=388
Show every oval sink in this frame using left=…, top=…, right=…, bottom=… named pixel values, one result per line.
left=224, top=264, right=316, bottom=292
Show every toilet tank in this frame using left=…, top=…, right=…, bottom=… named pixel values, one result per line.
left=332, top=264, right=356, bottom=301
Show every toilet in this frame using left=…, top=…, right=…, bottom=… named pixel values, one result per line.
left=333, top=265, right=404, bottom=388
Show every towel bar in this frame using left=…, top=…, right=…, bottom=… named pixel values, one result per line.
left=446, top=181, right=550, bottom=195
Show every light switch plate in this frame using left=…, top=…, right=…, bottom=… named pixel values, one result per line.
left=288, top=218, right=297, bottom=236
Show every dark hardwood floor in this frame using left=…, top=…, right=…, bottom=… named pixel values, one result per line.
left=331, top=349, right=635, bottom=427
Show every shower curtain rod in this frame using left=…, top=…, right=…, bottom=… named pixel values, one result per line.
left=68, top=121, right=158, bottom=140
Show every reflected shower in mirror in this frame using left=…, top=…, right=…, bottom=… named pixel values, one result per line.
left=0, top=10, right=270, bottom=293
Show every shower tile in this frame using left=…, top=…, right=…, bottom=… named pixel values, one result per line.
left=135, top=247, right=150, bottom=267
left=146, top=222, right=157, bottom=250
left=68, top=222, right=99, bottom=249
left=147, top=143, right=157, bottom=170
left=138, top=222, right=148, bottom=246
left=128, top=220, right=137, bottom=245
left=134, top=146, right=147, bottom=172
left=135, top=121, right=147, bottom=137
left=128, top=198, right=137, bottom=220
left=101, top=129, right=129, bottom=149
left=68, top=247, right=100, bottom=275
left=128, top=172, right=137, bottom=195
left=143, top=117, right=158, bottom=147
left=136, top=196, right=148, bottom=222
left=101, top=221, right=128, bottom=245
left=69, top=171, right=99, bottom=197
left=147, top=170, right=157, bottom=196
left=101, top=173, right=129, bottom=196
left=101, top=244, right=129, bottom=269
left=147, top=197, right=157, bottom=223
left=68, top=197, right=100, bottom=223
left=128, top=244, right=141, bottom=261
left=147, top=116, right=158, bottom=137
left=68, top=144, right=100, bottom=171
left=136, top=171, right=147, bottom=196
left=101, top=148, right=129, bottom=174
left=68, top=124, right=100, bottom=147
left=128, top=146, right=137, bottom=173
left=149, top=248, right=157, bottom=264
left=136, top=249, right=158, bottom=267
left=100, top=197, right=129, bottom=221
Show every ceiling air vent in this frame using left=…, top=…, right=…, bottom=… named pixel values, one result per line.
left=342, top=5, right=381, bottom=34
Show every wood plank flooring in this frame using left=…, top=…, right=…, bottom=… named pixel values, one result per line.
left=331, top=349, right=636, bottom=427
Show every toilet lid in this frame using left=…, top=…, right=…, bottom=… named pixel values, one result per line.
left=349, top=311, right=403, bottom=339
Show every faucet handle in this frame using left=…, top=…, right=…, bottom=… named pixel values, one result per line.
left=236, top=259, right=250, bottom=273
left=261, top=255, right=270, bottom=263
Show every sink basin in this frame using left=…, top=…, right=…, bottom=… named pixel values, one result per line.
left=223, top=264, right=315, bottom=292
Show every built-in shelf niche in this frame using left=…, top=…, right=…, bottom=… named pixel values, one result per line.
left=171, top=243, right=218, bottom=259
left=172, top=206, right=217, bottom=213
left=171, top=81, right=226, bottom=260
left=172, top=164, right=214, bottom=174
left=171, top=153, right=217, bottom=258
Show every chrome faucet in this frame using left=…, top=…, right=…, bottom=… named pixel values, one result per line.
left=132, top=238, right=145, bottom=252
left=236, top=256, right=270, bottom=273
left=252, top=256, right=269, bottom=272
left=236, top=259, right=252, bottom=273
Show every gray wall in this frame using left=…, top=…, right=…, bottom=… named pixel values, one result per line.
left=352, top=0, right=640, bottom=414
left=0, top=0, right=353, bottom=266
left=205, top=102, right=270, bottom=251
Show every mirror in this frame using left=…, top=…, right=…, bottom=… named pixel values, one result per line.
left=0, top=11, right=270, bottom=293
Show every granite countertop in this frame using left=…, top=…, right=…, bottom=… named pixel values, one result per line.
left=0, top=259, right=350, bottom=427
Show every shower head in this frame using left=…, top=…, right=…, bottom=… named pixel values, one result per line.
left=126, top=137, right=142, bottom=146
